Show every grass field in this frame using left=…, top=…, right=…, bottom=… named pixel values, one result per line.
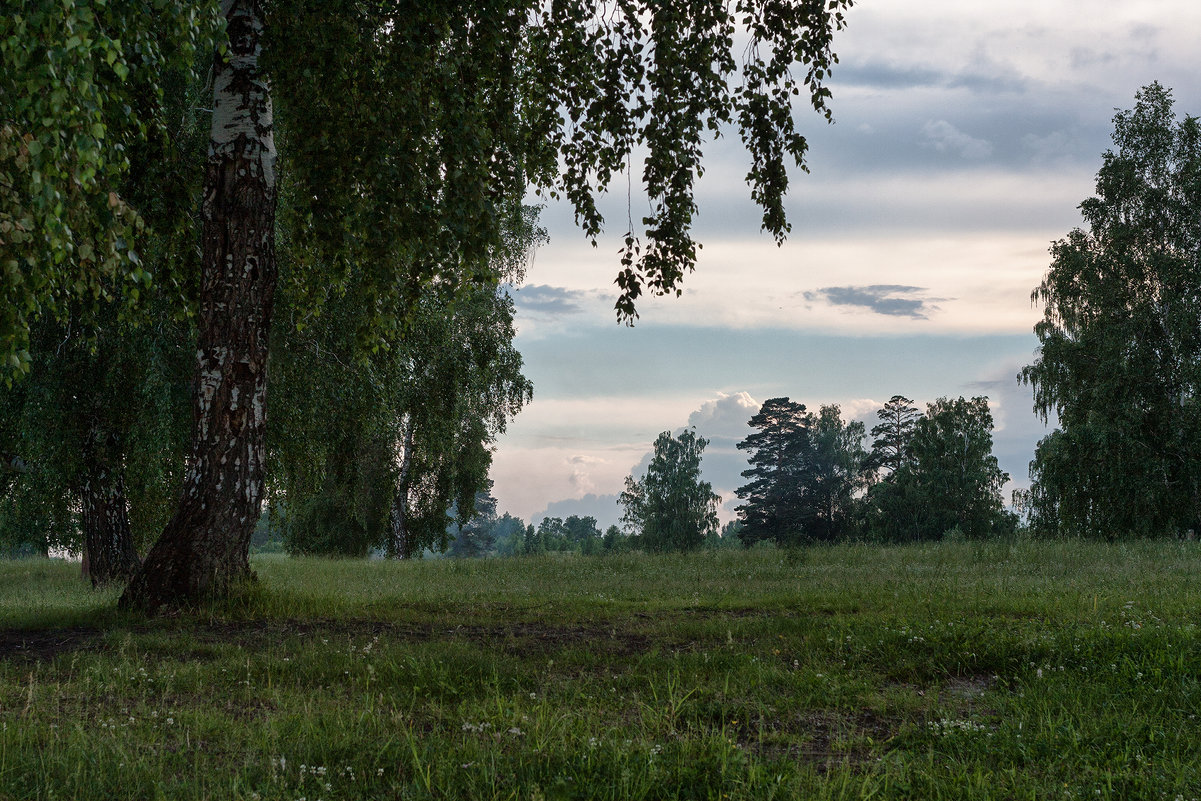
left=1, top=540, right=1200, bottom=800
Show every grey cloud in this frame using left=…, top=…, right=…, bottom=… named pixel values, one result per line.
left=921, top=120, right=994, bottom=160
left=804, top=285, right=946, bottom=319
left=836, top=61, right=1027, bottom=95
left=510, top=284, right=590, bottom=316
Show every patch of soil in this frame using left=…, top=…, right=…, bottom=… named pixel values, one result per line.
left=0, top=627, right=103, bottom=662
left=943, top=673, right=995, bottom=701
left=742, top=708, right=898, bottom=770
left=0, top=618, right=654, bottom=664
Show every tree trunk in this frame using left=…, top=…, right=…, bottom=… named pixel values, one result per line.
left=121, top=0, right=277, bottom=613
left=388, top=418, right=416, bottom=559
left=80, top=431, right=140, bottom=587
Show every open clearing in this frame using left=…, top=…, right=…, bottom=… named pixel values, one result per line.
left=1, top=541, right=1200, bottom=800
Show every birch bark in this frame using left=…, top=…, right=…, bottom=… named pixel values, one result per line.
left=121, top=0, right=277, bottom=611
left=388, top=417, right=416, bottom=559
left=79, top=429, right=140, bottom=586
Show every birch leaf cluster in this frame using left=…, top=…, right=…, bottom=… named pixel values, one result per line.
left=1020, top=83, right=1201, bottom=537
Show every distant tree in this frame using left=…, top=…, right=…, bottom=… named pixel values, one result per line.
left=867, top=396, right=1013, bottom=540
left=602, top=524, right=628, bottom=553
left=805, top=404, right=870, bottom=541
left=490, top=513, right=527, bottom=557
left=869, top=395, right=919, bottom=477
left=620, top=429, right=720, bottom=552
left=447, top=487, right=498, bottom=558
left=561, top=514, right=602, bottom=555
left=704, top=519, right=744, bottom=549
left=1020, top=83, right=1201, bottom=537
left=534, top=517, right=573, bottom=552
left=911, top=397, right=1013, bottom=538
left=522, top=523, right=540, bottom=555
left=735, top=398, right=811, bottom=546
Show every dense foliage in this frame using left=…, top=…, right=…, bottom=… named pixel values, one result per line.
left=867, top=396, right=1013, bottom=541
left=1021, top=83, right=1201, bottom=538
left=735, top=395, right=1013, bottom=545
left=0, top=2, right=219, bottom=376
left=269, top=262, right=533, bottom=559
left=620, top=429, right=721, bottom=552
left=1, top=0, right=857, bottom=610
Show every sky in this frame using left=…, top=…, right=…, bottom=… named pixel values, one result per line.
left=490, top=0, right=1201, bottom=531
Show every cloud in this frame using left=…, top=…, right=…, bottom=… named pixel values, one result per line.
left=534, top=493, right=623, bottom=531
left=687, top=392, right=760, bottom=440
left=510, top=284, right=592, bottom=317
left=567, top=454, right=606, bottom=493
left=836, top=61, right=1026, bottom=95
left=803, top=285, right=946, bottom=319
left=1021, top=130, right=1081, bottom=166
left=921, top=120, right=994, bottom=159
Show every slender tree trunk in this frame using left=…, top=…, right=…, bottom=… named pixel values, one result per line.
left=80, top=430, right=140, bottom=587
left=121, top=0, right=277, bottom=612
left=388, top=418, right=415, bottom=559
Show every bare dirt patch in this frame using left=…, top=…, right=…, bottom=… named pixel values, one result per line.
left=0, top=618, right=654, bottom=664
left=0, top=627, right=103, bottom=662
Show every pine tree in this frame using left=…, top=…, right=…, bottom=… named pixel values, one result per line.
left=735, top=398, right=811, bottom=546
left=869, top=395, right=919, bottom=477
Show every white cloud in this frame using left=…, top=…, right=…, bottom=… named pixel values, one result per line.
left=687, top=392, right=760, bottom=439
left=567, top=454, right=606, bottom=493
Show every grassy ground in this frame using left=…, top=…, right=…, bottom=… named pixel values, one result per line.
left=1, top=540, right=1200, bottom=800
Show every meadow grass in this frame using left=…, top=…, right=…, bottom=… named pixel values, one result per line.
left=1, top=540, right=1199, bottom=799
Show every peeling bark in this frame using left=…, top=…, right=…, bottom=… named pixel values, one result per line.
left=121, top=0, right=277, bottom=612
left=388, top=417, right=415, bottom=559
left=80, top=430, right=140, bottom=587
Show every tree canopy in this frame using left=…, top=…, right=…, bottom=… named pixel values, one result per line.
left=620, top=428, right=720, bottom=552
left=1020, top=83, right=1201, bottom=537
left=735, top=397, right=812, bottom=546
left=4, top=0, right=854, bottom=610
left=0, top=3, right=219, bottom=376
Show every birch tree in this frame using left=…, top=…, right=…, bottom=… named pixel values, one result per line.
left=7, top=0, right=854, bottom=610
left=1020, top=84, right=1201, bottom=537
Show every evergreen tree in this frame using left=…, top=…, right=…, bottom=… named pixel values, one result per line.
left=620, top=429, right=720, bottom=552
left=805, top=405, right=870, bottom=541
left=447, top=487, right=498, bottom=559
left=869, top=395, right=919, bottom=477
left=866, top=396, right=1013, bottom=540
left=735, top=398, right=811, bottom=546
left=522, top=523, right=540, bottom=555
